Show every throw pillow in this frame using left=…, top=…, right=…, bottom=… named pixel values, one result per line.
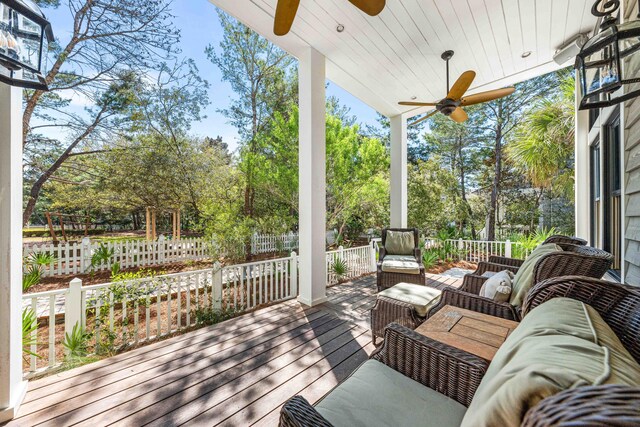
left=479, top=270, right=514, bottom=302
left=384, top=230, right=415, bottom=255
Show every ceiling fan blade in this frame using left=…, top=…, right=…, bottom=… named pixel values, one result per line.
left=447, top=70, right=476, bottom=100
left=398, top=101, right=438, bottom=106
left=274, top=0, right=300, bottom=36
left=449, top=107, right=468, bottom=123
left=409, top=110, right=438, bottom=127
left=348, top=0, right=386, bottom=16
left=461, top=87, right=515, bottom=106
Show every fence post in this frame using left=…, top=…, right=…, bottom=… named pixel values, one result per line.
left=458, top=239, right=463, bottom=261
left=80, top=237, right=91, bottom=273
left=338, top=245, right=344, bottom=262
left=212, top=262, right=223, bottom=310
left=64, top=278, right=83, bottom=352
left=158, top=234, right=166, bottom=264
left=505, top=239, right=512, bottom=258
left=370, top=240, right=377, bottom=272
left=290, top=251, right=298, bottom=297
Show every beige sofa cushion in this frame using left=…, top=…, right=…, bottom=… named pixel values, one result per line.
left=461, top=297, right=640, bottom=427
left=509, top=243, right=562, bottom=307
left=316, top=360, right=467, bottom=427
left=378, top=283, right=442, bottom=317
left=384, top=230, right=415, bottom=255
left=381, top=260, right=421, bottom=275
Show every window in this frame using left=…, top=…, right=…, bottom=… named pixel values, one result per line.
left=589, top=108, right=600, bottom=131
left=590, top=142, right=600, bottom=246
left=604, top=116, right=622, bottom=278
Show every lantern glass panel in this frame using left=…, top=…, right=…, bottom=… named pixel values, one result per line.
left=583, top=51, right=620, bottom=96
left=16, top=16, right=41, bottom=70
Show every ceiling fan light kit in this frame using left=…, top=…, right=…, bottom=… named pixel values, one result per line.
left=575, top=0, right=640, bottom=110
left=400, top=50, right=515, bottom=126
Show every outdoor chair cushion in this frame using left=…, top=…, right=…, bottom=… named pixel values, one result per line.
left=378, top=283, right=442, bottom=317
left=383, top=254, right=418, bottom=263
left=381, top=259, right=421, bottom=275
left=461, top=297, right=640, bottom=427
left=479, top=270, right=513, bottom=302
left=509, top=243, right=562, bottom=307
left=384, top=230, right=415, bottom=255
left=316, top=359, right=467, bottom=427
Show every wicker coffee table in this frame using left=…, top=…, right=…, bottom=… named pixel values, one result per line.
left=415, top=305, right=519, bottom=361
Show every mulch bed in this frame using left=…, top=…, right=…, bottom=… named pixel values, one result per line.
left=426, top=260, right=477, bottom=275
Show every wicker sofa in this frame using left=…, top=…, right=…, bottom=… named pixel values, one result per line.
left=376, top=228, right=425, bottom=291
left=280, top=277, right=640, bottom=427
left=428, top=243, right=613, bottom=321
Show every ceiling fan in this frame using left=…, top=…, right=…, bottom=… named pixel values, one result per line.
left=274, top=0, right=386, bottom=36
left=399, top=51, right=515, bottom=126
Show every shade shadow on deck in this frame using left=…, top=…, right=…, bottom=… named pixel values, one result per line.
left=6, top=273, right=460, bottom=427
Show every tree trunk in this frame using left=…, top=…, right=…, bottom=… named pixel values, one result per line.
left=487, top=121, right=503, bottom=241
left=22, top=110, right=105, bottom=226
left=457, top=139, right=476, bottom=238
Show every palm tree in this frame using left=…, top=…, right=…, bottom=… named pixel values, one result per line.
left=507, top=72, right=575, bottom=200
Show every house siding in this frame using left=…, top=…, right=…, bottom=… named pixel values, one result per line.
left=625, top=0, right=640, bottom=285
left=624, top=0, right=640, bottom=285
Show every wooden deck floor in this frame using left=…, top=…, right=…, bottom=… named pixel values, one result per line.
left=7, top=273, right=461, bottom=427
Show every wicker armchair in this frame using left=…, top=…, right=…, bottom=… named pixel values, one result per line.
left=428, top=244, right=614, bottom=321
left=376, top=228, right=425, bottom=291
left=280, top=277, right=640, bottom=427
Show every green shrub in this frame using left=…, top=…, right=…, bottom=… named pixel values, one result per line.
left=512, top=227, right=557, bottom=259
left=91, top=244, right=115, bottom=271
left=22, top=265, right=42, bottom=292
left=193, top=306, right=237, bottom=326
left=330, top=258, right=350, bottom=281
left=422, top=250, right=439, bottom=270
left=22, top=252, right=56, bottom=292
left=63, top=322, right=92, bottom=359
left=22, top=308, right=39, bottom=362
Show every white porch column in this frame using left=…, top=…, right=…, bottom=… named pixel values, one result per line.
left=297, top=47, right=327, bottom=307
left=390, top=114, right=408, bottom=228
left=574, top=79, right=591, bottom=242
left=0, top=83, right=28, bottom=422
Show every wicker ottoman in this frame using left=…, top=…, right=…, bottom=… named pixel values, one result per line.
left=370, top=283, right=442, bottom=345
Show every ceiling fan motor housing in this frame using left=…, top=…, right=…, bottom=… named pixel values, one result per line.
left=438, top=98, right=459, bottom=116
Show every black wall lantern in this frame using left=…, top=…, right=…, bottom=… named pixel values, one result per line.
left=0, top=0, right=53, bottom=90
left=576, top=0, right=640, bottom=110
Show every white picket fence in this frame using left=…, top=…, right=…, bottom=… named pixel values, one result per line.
left=423, top=238, right=532, bottom=262
left=22, top=244, right=376, bottom=377
left=24, top=233, right=300, bottom=277
left=251, top=232, right=298, bottom=254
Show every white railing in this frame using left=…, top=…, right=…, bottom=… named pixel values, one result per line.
left=326, top=243, right=377, bottom=285
left=22, top=252, right=299, bottom=377
left=24, top=233, right=300, bottom=277
left=424, top=238, right=532, bottom=262
left=22, top=243, right=378, bottom=377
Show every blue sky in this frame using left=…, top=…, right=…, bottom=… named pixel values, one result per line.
left=43, top=0, right=381, bottom=152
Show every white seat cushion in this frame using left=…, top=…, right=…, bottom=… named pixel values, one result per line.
left=378, top=283, right=442, bottom=317
left=384, top=254, right=417, bottom=263
left=381, top=259, right=421, bottom=275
